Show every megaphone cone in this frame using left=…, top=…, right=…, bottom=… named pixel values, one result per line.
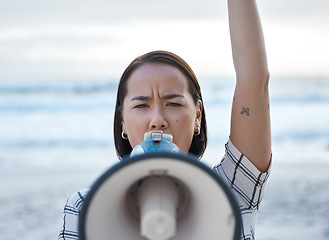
left=79, top=132, right=241, bottom=240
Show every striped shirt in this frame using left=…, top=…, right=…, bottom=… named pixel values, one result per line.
left=213, top=139, right=270, bottom=240
left=58, top=139, right=270, bottom=240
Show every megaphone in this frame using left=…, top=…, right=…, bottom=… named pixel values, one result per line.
left=79, top=131, right=241, bottom=240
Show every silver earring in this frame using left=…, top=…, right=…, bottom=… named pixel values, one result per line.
left=194, top=127, right=200, bottom=136
left=121, top=131, right=128, bottom=140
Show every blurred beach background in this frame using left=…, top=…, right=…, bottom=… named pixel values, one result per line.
left=1, top=0, right=329, bottom=239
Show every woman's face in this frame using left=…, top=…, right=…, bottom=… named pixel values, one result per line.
left=121, top=62, right=202, bottom=153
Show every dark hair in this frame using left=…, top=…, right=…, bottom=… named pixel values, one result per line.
left=114, top=50, right=207, bottom=159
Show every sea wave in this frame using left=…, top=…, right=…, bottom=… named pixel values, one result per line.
left=0, top=101, right=113, bottom=112
left=0, top=80, right=118, bottom=95
left=1, top=77, right=328, bottom=152
left=0, top=139, right=112, bottom=149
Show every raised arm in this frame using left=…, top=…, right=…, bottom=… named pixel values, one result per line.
left=228, top=0, right=271, bottom=172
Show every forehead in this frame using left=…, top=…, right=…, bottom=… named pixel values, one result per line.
left=126, top=62, right=190, bottom=95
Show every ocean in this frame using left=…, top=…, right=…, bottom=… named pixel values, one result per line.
left=0, top=76, right=329, bottom=239
left=1, top=76, right=328, bottom=168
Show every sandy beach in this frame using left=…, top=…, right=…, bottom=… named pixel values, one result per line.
left=1, top=151, right=329, bottom=240
left=0, top=166, right=103, bottom=240
left=257, top=159, right=329, bottom=239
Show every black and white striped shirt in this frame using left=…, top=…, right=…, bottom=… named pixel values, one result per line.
left=213, top=139, right=270, bottom=240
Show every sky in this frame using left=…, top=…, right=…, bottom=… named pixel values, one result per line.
left=0, top=0, right=328, bottom=81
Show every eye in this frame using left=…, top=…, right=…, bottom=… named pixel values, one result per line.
left=166, top=102, right=182, bottom=107
left=133, top=103, right=149, bottom=109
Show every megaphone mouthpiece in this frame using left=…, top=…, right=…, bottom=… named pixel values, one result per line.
left=144, top=131, right=173, bottom=143
left=131, top=131, right=180, bottom=157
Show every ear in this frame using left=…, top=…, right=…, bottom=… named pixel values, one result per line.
left=195, top=100, right=203, bottom=129
left=121, top=121, right=126, bottom=134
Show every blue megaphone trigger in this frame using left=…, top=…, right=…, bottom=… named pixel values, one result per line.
left=130, top=131, right=181, bottom=157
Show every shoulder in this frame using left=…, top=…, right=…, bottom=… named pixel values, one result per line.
left=58, top=190, right=90, bottom=240
left=213, top=139, right=271, bottom=209
left=64, top=189, right=89, bottom=213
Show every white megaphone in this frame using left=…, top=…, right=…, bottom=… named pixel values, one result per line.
left=79, top=131, right=241, bottom=240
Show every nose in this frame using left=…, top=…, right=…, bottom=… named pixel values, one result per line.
left=148, top=107, right=168, bottom=131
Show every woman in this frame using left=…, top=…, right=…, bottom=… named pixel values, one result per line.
left=59, top=0, right=271, bottom=239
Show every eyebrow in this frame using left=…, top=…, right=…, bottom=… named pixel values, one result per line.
left=131, top=96, right=151, bottom=101
left=131, top=94, right=184, bottom=101
left=163, top=93, right=184, bottom=100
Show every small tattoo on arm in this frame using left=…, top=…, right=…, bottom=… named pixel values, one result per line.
left=241, top=107, right=250, bottom=116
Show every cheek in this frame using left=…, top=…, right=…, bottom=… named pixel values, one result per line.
left=178, top=110, right=196, bottom=129
left=122, top=111, right=147, bottom=148
left=172, top=114, right=195, bottom=152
